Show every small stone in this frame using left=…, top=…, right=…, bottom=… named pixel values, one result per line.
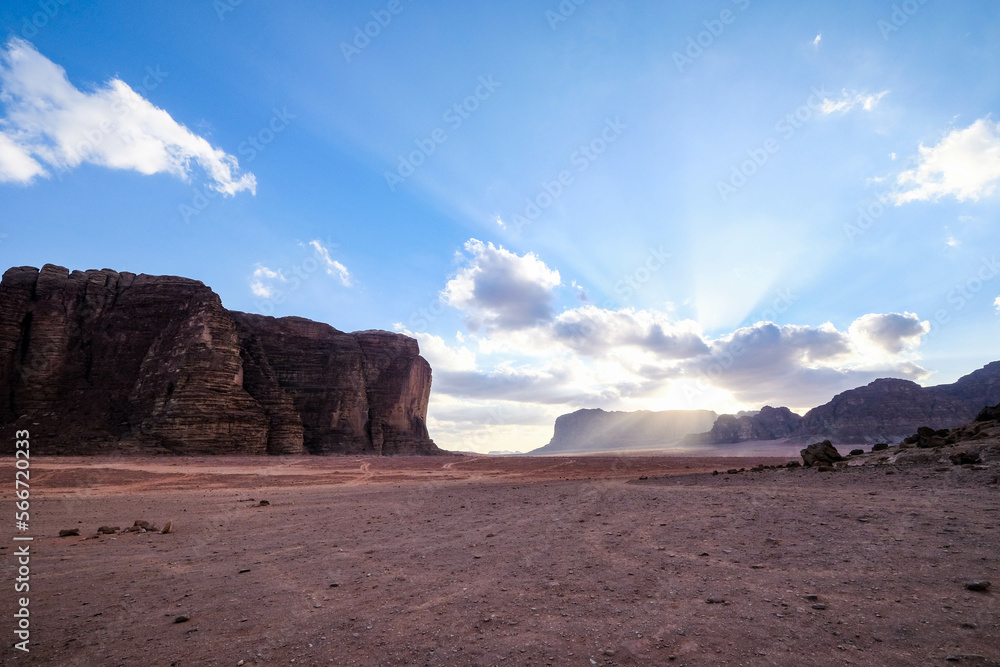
left=950, top=451, right=981, bottom=465
left=849, top=449, right=864, bottom=456
left=706, top=595, right=725, bottom=604
left=965, top=580, right=991, bottom=592
left=134, top=520, right=157, bottom=531
left=602, top=649, right=615, bottom=656
left=160, top=521, right=172, bottom=534
left=97, top=526, right=119, bottom=535
left=812, top=603, right=827, bottom=610
left=329, top=583, right=340, bottom=588
left=805, top=594, right=819, bottom=601
left=239, top=568, right=251, bottom=574
left=257, top=500, right=270, bottom=507
left=945, top=656, right=960, bottom=662
left=872, top=442, right=889, bottom=451
left=174, top=615, right=189, bottom=623
left=59, top=529, right=80, bottom=537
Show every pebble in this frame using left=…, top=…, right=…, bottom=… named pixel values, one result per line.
left=965, top=580, right=991, bottom=592
left=174, top=615, right=189, bottom=623
left=812, top=603, right=827, bottom=610
left=706, top=595, right=725, bottom=604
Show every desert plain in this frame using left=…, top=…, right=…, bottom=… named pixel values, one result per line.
left=2, top=454, right=998, bottom=666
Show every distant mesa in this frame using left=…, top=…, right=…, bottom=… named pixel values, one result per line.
left=0, top=264, right=440, bottom=455
left=537, top=361, right=1000, bottom=454
left=529, top=408, right=718, bottom=455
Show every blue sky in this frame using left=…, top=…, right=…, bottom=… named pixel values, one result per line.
left=2, top=1, right=999, bottom=452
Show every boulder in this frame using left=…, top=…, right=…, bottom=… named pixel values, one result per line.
left=975, top=403, right=1000, bottom=422
left=800, top=440, right=843, bottom=467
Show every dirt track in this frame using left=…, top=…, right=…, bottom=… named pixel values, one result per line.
left=1, top=455, right=998, bottom=666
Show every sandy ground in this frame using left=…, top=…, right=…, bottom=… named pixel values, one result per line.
left=1, top=454, right=998, bottom=666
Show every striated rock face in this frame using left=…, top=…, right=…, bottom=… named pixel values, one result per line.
left=794, top=369, right=1000, bottom=445
left=683, top=405, right=802, bottom=446
left=0, top=265, right=439, bottom=455
left=529, top=408, right=717, bottom=455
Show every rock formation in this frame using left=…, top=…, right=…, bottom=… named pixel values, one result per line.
left=793, top=372, right=1000, bottom=445
left=0, top=264, right=439, bottom=455
left=799, top=440, right=843, bottom=467
left=529, top=408, right=717, bottom=455
left=682, top=405, right=802, bottom=446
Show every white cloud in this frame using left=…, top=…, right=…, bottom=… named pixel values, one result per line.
left=442, top=239, right=561, bottom=333
left=994, top=296, right=1000, bottom=313
left=309, top=240, right=352, bottom=287
left=820, top=89, right=888, bottom=114
left=892, top=118, right=1000, bottom=204
left=0, top=38, right=255, bottom=194
left=812, top=34, right=822, bottom=48
left=249, top=264, right=285, bottom=298
left=551, top=306, right=709, bottom=359
left=848, top=312, right=929, bottom=355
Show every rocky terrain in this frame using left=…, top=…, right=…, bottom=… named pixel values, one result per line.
left=529, top=408, right=717, bottom=454
left=583, top=362, right=1000, bottom=453
left=0, top=265, right=438, bottom=455
left=682, top=405, right=802, bottom=446
left=792, top=369, right=1000, bottom=445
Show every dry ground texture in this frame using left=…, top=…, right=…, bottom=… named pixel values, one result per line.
left=1, top=454, right=998, bottom=666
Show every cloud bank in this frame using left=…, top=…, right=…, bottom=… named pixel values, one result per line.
left=407, top=241, right=933, bottom=448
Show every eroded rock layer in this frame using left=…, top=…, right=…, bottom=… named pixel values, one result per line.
left=0, top=265, right=438, bottom=455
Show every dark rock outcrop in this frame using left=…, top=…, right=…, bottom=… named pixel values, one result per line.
left=0, top=265, right=438, bottom=455
left=529, top=408, right=718, bottom=455
left=800, top=440, right=843, bottom=467
left=793, top=374, right=1000, bottom=445
left=683, top=405, right=802, bottom=446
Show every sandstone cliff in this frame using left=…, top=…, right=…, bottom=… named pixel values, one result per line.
left=529, top=408, right=718, bottom=455
left=0, top=265, right=439, bottom=455
left=682, top=405, right=802, bottom=446
left=794, top=368, right=1000, bottom=445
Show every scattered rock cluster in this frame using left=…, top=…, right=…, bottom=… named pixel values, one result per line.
left=59, top=519, right=173, bottom=538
